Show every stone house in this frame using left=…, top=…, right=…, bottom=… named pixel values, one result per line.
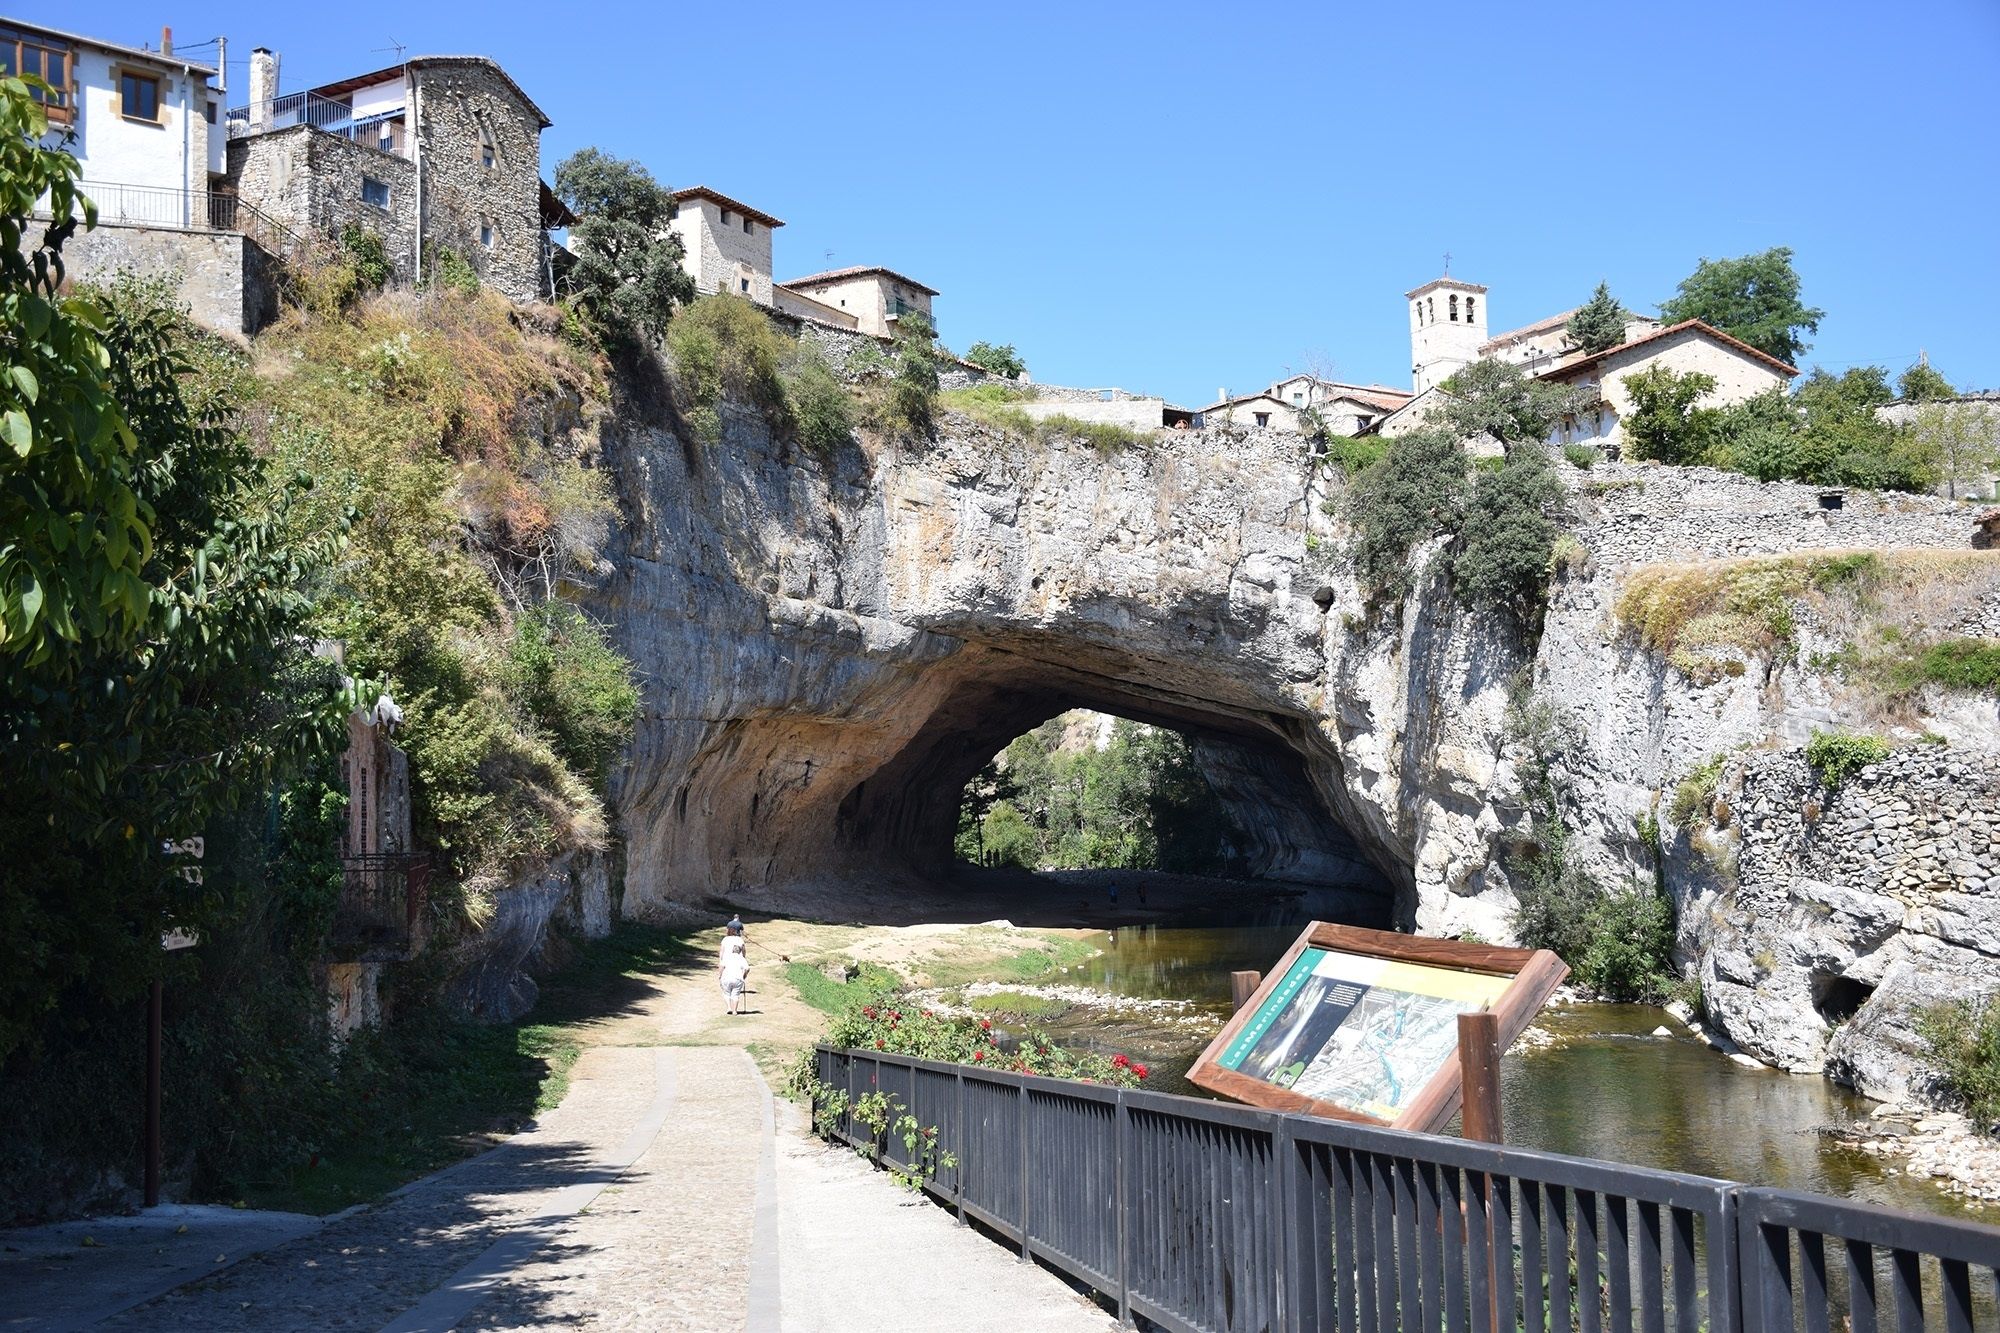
left=1537, top=319, right=1798, bottom=452
left=226, top=49, right=559, bottom=303
left=779, top=265, right=937, bottom=339
left=666, top=186, right=788, bottom=306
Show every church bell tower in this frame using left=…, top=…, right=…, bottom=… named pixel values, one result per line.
left=1407, top=275, right=1489, bottom=394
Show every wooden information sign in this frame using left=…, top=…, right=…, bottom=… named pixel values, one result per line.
left=1186, top=922, right=1567, bottom=1135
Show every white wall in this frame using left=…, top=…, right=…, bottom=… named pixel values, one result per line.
left=773, top=283, right=858, bottom=329
left=1410, top=281, right=1487, bottom=393
left=1560, top=328, right=1793, bottom=452
left=349, top=76, right=409, bottom=120
left=668, top=196, right=776, bottom=304
left=65, top=45, right=214, bottom=207
left=786, top=273, right=932, bottom=338
left=1016, top=397, right=1165, bottom=432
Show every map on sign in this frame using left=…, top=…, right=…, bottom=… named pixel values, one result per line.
left=1213, top=947, right=1510, bottom=1121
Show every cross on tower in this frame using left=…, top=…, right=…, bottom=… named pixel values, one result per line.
left=1442, top=251, right=1451, bottom=276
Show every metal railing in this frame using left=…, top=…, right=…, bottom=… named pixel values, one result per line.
left=815, top=1045, right=2000, bottom=1333
left=330, top=853, right=430, bottom=963
left=72, top=180, right=301, bottom=256
left=225, top=91, right=410, bottom=159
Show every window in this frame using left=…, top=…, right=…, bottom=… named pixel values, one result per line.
left=204, top=100, right=216, bottom=124
left=1466, top=297, right=1476, bottom=323
left=1357, top=414, right=1373, bottom=429
left=740, top=277, right=750, bottom=293
left=479, top=221, right=495, bottom=249
left=479, top=129, right=496, bottom=169
left=1449, top=294, right=1459, bottom=322
left=119, top=70, right=161, bottom=122
left=1427, top=296, right=1435, bottom=322
left=742, top=217, right=753, bottom=234
left=1291, top=392, right=1304, bottom=405
left=1254, top=411, right=1271, bottom=427
left=1, top=30, right=72, bottom=118
left=720, top=209, right=734, bottom=225
left=361, top=176, right=390, bottom=209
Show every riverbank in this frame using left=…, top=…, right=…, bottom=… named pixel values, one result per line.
left=1828, top=1105, right=2000, bottom=1209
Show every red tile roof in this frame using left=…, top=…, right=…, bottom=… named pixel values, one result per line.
left=781, top=265, right=939, bottom=297
left=670, top=187, right=784, bottom=229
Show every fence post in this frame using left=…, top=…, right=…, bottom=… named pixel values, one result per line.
left=1116, top=1090, right=1133, bottom=1327
left=1018, top=1079, right=1031, bottom=1261
left=1276, top=1114, right=1301, bottom=1333
left=955, top=1069, right=967, bottom=1225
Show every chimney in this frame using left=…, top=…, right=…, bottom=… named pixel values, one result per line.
left=160, top=26, right=173, bottom=56
left=249, top=47, right=278, bottom=128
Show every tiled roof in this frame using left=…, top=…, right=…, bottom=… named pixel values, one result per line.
left=1405, top=276, right=1489, bottom=298
left=1480, top=309, right=1578, bottom=353
left=1538, top=320, right=1799, bottom=380
left=3, top=19, right=217, bottom=77
left=670, top=187, right=784, bottom=229
left=306, top=56, right=551, bottom=127
left=781, top=265, right=939, bottom=297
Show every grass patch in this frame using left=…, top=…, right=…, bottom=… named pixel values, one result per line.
left=967, top=991, right=1071, bottom=1020
left=939, top=387, right=1154, bottom=453
left=1917, top=997, right=2000, bottom=1131
left=783, top=961, right=900, bottom=1014
left=920, top=931, right=1099, bottom=989
left=241, top=923, right=687, bottom=1215
left=1898, top=638, right=2000, bottom=693
left=1669, top=752, right=1733, bottom=827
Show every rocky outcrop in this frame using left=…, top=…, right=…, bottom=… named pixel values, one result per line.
left=587, top=392, right=1997, bottom=1096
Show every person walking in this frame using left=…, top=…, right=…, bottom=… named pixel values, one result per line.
left=719, top=932, right=750, bottom=1015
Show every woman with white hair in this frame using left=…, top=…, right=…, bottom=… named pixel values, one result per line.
left=719, top=932, right=750, bottom=1015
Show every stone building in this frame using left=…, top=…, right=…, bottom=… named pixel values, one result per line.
left=779, top=265, right=937, bottom=338
left=1537, top=319, right=1798, bottom=452
left=1197, top=376, right=1409, bottom=435
left=226, top=50, right=559, bottom=303
left=666, top=186, right=784, bottom=304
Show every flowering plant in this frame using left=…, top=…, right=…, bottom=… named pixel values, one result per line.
left=825, top=1001, right=1148, bottom=1088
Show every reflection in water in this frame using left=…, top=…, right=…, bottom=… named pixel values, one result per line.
left=1029, top=893, right=1973, bottom=1221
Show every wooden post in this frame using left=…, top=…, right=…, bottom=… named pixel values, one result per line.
left=144, top=979, right=163, bottom=1208
left=1230, top=970, right=1263, bottom=1014
left=1458, top=1011, right=1503, bottom=1144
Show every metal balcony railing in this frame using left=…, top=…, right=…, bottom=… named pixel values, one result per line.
left=329, top=853, right=430, bottom=963
left=72, top=180, right=300, bottom=255
left=226, top=91, right=410, bottom=159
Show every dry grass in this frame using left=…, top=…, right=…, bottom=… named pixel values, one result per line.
left=1614, top=549, right=2000, bottom=685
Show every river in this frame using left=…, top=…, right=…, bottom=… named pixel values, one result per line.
left=1005, top=893, right=1978, bottom=1222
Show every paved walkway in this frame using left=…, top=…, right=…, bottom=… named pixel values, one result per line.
left=5, top=1016, right=1116, bottom=1330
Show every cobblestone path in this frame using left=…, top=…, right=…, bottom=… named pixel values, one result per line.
left=88, top=954, right=1117, bottom=1331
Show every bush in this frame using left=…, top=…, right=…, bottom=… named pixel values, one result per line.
left=963, top=340, right=1025, bottom=378
left=1562, top=443, right=1598, bottom=469
left=1036, top=413, right=1152, bottom=453
left=1452, top=447, right=1564, bottom=630
left=1804, top=728, right=1890, bottom=789
left=1319, top=434, right=1387, bottom=475
left=505, top=601, right=640, bottom=795
left=823, top=1003, right=1148, bottom=1087
left=1669, top=753, right=1731, bottom=827
left=664, top=294, right=789, bottom=444
left=1916, top=997, right=2000, bottom=1131
left=1904, top=638, right=2000, bottom=692
left=429, top=248, right=480, bottom=297
left=340, top=224, right=393, bottom=290
left=782, top=347, right=855, bottom=456
left=879, top=311, right=941, bottom=436
left=1575, top=889, right=1677, bottom=1003
left=1345, top=427, right=1469, bottom=601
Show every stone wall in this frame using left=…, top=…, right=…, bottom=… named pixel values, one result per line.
left=412, top=60, right=546, bottom=303
left=1692, top=748, right=2000, bottom=1102
left=230, top=126, right=421, bottom=284
left=1572, top=462, right=1984, bottom=570
left=42, top=221, right=279, bottom=336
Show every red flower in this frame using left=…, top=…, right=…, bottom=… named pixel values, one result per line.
left=863, top=1007, right=877, bottom=1018
left=972, top=1050, right=985, bottom=1062
left=875, top=1039, right=885, bottom=1049
left=980, top=1018, right=992, bottom=1030
left=1133, top=1063, right=1150, bottom=1080
left=922, top=1009, right=933, bottom=1018
left=1111, top=1053, right=1131, bottom=1069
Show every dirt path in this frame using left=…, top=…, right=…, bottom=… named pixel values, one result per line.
left=66, top=919, right=1117, bottom=1332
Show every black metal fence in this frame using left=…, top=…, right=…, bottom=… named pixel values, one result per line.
left=814, top=1045, right=2000, bottom=1333
left=330, top=853, right=429, bottom=962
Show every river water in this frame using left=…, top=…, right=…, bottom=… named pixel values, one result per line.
left=1018, top=893, right=1975, bottom=1221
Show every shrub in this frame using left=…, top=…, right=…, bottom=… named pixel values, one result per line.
left=340, top=224, right=393, bottom=290
left=1916, top=997, right=2000, bottom=1130
left=1452, top=446, right=1564, bottom=629
left=1036, top=413, right=1152, bottom=453
left=1320, top=434, right=1387, bottom=475
left=963, top=340, right=1025, bottom=378
left=1562, top=443, right=1599, bottom=469
left=1345, top=427, right=1469, bottom=601
left=824, top=1003, right=1147, bottom=1088
left=665, top=294, right=790, bottom=443
left=1575, top=888, right=1677, bottom=1003
left=880, top=311, right=941, bottom=436
left=505, top=601, right=640, bottom=795
left=1669, top=753, right=1731, bottom=827
left=1622, top=364, right=1720, bottom=465
left=429, top=248, right=480, bottom=297
left=1905, top=638, right=2000, bottom=692
left=1804, top=729, right=1890, bottom=789
left=781, top=346, right=854, bottom=456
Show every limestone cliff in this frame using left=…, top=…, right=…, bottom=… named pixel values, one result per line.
left=587, top=397, right=1998, bottom=1099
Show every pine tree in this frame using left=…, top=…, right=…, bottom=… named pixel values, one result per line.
left=1566, top=282, right=1626, bottom=355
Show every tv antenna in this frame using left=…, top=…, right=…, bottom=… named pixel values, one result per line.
left=374, top=38, right=408, bottom=62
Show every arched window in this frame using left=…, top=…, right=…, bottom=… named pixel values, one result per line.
left=1427, top=296, right=1435, bottom=322
left=1449, top=294, right=1459, bottom=322
left=1466, top=297, right=1476, bottom=323
left=1415, top=301, right=1424, bottom=326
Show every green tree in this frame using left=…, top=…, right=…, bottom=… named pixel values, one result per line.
left=963, top=341, right=1025, bottom=379
left=0, top=79, right=152, bottom=667
left=505, top=601, right=639, bottom=794
left=552, top=148, right=696, bottom=346
left=1344, top=427, right=1469, bottom=601
left=1437, top=358, right=1577, bottom=446
left=1566, top=281, right=1626, bottom=356
left=1793, top=367, right=1929, bottom=492
left=1658, top=246, right=1823, bottom=367
left=0, top=262, right=351, bottom=1059
left=1453, top=446, right=1564, bottom=629
left=1909, top=401, right=1998, bottom=500
left=1621, top=364, right=1721, bottom=465
left=1898, top=361, right=1954, bottom=403
left=883, top=310, right=941, bottom=436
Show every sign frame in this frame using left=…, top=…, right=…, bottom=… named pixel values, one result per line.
left=1186, top=922, right=1567, bottom=1134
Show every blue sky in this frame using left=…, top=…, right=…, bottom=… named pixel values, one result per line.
left=45, top=0, right=2000, bottom=406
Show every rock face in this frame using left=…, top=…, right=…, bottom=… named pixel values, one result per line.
left=589, top=396, right=1997, bottom=1095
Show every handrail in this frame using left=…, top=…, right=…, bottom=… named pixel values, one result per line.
left=69, top=180, right=300, bottom=256
left=815, top=1043, right=2000, bottom=1333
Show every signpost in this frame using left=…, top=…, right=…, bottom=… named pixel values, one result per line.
left=1187, top=922, right=1566, bottom=1137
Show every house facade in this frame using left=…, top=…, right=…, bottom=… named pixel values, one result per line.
left=666, top=186, right=783, bottom=304
left=227, top=50, right=555, bottom=303
left=779, top=265, right=936, bottom=338
left=1200, top=376, right=1410, bottom=434
left=1538, top=320, right=1797, bottom=451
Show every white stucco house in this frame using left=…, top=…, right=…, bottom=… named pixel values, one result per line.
left=778, top=265, right=936, bottom=339
left=1200, top=377, right=1410, bottom=434
left=13, top=19, right=224, bottom=222
left=1538, top=319, right=1798, bottom=451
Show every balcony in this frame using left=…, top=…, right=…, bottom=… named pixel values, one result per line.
left=329, top=853, right=430, bottom=963
left=73, top=180, right=299, bottom=255
left=226, top=91, right=410, bottom=159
